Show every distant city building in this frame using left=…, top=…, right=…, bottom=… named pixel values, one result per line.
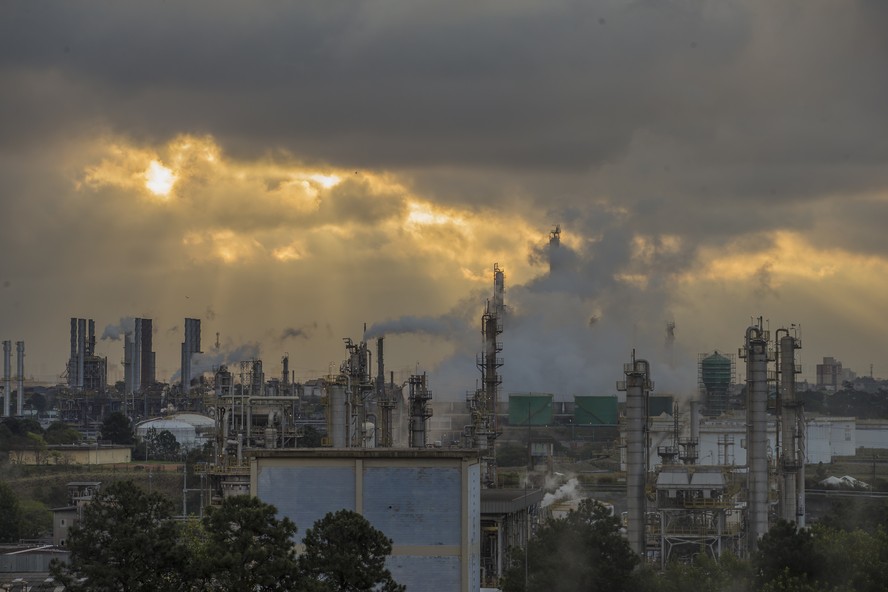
left=816, top=357, right=855, bottom=391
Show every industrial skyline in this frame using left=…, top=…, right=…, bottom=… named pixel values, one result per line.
left=2, top=1, right=887, bottom=396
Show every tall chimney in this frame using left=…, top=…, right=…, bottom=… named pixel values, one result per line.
left=2, top=341, right=10, bottom=417
left=15, top=341, right=24, bottom=416
left=77, top=318, right=86, bottom=390
left=88, top=319, right=96, bottom=357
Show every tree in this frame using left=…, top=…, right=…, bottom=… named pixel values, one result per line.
left=50, top=480, right=188, bottom=592
left=754, top=520, right=823, bottom=591
left=44, top=421, right=81, bottom=445
left=0, top=481, right=22, bottom=543
left=298, top=425, right=324, bottom=448
left=298, top=509, right=405, bottom=592
left=142, top=427, right=181, bottom=461
left=100, top=412, right=135, bottom=445
left=501, top=499, right=638, bottom=592
left=191, top=495, right=301, bottom=591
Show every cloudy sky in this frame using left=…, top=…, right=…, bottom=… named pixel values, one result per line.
left=1, top=1, right=887, bottom=398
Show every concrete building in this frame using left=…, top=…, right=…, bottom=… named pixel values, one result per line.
left=251, top=449, right=481, bottom=592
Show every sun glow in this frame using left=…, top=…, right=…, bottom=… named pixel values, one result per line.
left=144, top=160, right=176, bottom=196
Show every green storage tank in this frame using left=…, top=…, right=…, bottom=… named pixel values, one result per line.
left=702, top=352, right=733, bottom=392
left=648, top=395, right=675, bottom=417
left=508, top=393, right=554, bottom=426
left=573, top=396, right=618, bottom=425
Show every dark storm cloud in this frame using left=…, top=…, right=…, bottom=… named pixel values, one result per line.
left=3, top=0, right=880, bottom=179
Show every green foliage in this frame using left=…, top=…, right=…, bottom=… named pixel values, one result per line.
left=44, top=421, right=82, bottom=445
left=502, top=499, right=638, bottom=592
left=496, top=443, right=529, bottom=468
left=51, top=480, right=188, bottom=592
left=0, top=417, right=44, bottom=455
left=18, top=498, right=52, bottom=539
left=634, top=552, right=750, bottom=592
left=298, top=425, right=324, bottom=448
left=100, top=412, right=135, bottom=445
left=754, top=520, right=822, bottom=588
left=146, top=429, right=181, bottom=461
left=192, top=495, right=301, bottom=591
left=298, top=509, right=405, bottom=592
left=0, top=481, right=22, bottom=543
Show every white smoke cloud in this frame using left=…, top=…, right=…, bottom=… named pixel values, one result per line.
left=100, top=317, right=135, bottom=341
left=541, top=477, right=581, bottom=508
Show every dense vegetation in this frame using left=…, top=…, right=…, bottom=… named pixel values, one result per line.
left=51, top=481, right=404, bottom=592
left=502, top=500, right=888, bottom=592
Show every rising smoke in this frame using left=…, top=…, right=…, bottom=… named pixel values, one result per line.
left=280, top=322, right=318, bottom=341
left=100, top=317, right=135, bottom=341
left=170, top=341, right=262, bottom=383
left=374, top=213, right=699, bottom=400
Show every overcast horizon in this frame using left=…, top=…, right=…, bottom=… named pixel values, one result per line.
left=2, top=1, right=887, bottom=399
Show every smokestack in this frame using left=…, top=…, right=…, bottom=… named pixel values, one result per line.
left=77, top=318, right=86, bottom=390
left=15, top=341, right=24, bottom=416
left=619, top=351, right=653, bottom=557
left=182, top=318, right=201, bottom=393
left=88, top=319, right=96, bottom=357
left=282, top=355, right=290, bottom=386
left=2, top=341, right=10, bottom=417
left=124, top=333, right=134, bottom=397
left=69, top=318, right=77, bottom=388
left=376, top=337, right=394, bottom=447
left=741, top=322, right=770, bottom=551
left=133, top=320, right=142, bottom=392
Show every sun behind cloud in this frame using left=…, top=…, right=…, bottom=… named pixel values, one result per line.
left=144, top=160, right=176, bottom=196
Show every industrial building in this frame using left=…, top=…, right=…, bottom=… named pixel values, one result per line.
left=66, top=319, right=107, bottom=394
left=618, top=320, right=809, bottom=565
left=252, top=449, right=481, bottom=592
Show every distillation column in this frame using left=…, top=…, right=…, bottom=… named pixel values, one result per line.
left=777, top=331, right=804, bottom=525
left=408, top=374, right=433, bottom=448
left=619, top=352, right=653, bottom=557
left=740, top=323, right=770, bottom=551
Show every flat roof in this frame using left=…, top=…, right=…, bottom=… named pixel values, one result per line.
left=481, top=488, right=545, bottom=514
left=252, top=448, right=481, bottom=461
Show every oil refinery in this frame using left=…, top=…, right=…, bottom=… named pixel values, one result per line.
left=2, top=229, right=888, bottom=592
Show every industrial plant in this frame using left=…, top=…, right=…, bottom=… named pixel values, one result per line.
left=2, top=228, right=888, bottom=592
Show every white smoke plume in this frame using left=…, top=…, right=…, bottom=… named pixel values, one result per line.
left=170, top=341, right=262, bottom=383
left=541, top=477, right=581, bottom=509
left=364, top=312, right=472, bottom=340
left=423, top=218, right=699, bottom=400
left=101, top=317, right=135, bottom=341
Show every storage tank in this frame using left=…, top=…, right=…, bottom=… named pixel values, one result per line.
left=508, top=393, right=553, bottom=426
left=573, top=395, right=618, bottom=425
left=701, top=351, right=733, bottom=415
